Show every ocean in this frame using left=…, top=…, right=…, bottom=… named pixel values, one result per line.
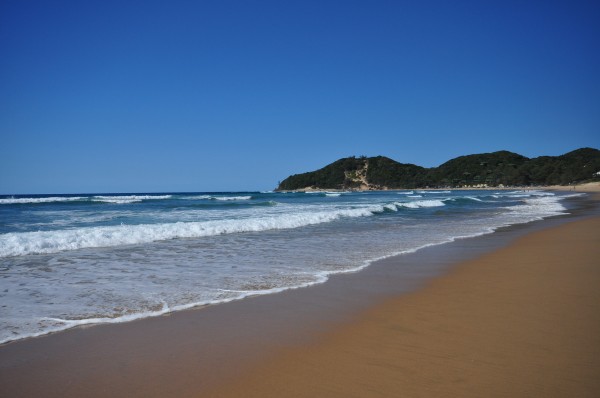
left=0, top=189, right=582, bottom=344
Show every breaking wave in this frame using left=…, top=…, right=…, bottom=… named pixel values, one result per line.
left=0, top=195, right=173, bottom=205
left=0, top=196, right=85, bottom=204
left=92, top=195, right=172, bottom=204
left=0, top=207, right=380, bottom=257
left=212, top=196, right=252, bottom=201
left=395, top=199, right=447, bottom=209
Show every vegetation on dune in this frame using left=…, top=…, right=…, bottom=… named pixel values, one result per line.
left=276, top=148, right=600, bottom=190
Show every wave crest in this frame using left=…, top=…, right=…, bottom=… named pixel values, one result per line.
left=0, top=207, right=379, bottom=257
left=92, top=195, right=172, bottom=204
left=0, top=197, right=85, bottom=204
left=395, top=199, right=446, bottom=209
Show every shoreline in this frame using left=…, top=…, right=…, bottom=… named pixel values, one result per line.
left=213, top=215, right=600, bottom=397
left=0, top=193, right=599, bottom=397
left=276, top=181, right=600, bottom=193
left=0, top=190, right=592, bottom=347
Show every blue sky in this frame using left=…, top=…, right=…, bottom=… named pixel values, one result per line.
left=1, top=0, right=599, bottom=193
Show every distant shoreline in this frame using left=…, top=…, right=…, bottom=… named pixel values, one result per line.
left=276, top=181, right=600, bottom=193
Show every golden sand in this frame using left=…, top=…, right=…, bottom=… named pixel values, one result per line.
left=210, top=217, right=600, bottom=397
left=544, top=182, right=600, bottom=193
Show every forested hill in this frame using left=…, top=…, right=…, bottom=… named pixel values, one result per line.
left=276, top=148, right=600, bottom=190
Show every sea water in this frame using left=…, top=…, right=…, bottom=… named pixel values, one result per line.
left=0, top=190, right=581, bottom=344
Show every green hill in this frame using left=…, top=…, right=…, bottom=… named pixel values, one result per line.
left=276, top=148, right=600, bottom=190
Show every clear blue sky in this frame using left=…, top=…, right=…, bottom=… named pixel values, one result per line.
left=1, top=0, right=599, bottom=194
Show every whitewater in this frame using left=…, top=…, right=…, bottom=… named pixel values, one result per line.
left=0, top=190, right=582, bottom=344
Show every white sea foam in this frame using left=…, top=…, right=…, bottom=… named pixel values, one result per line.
left=0, top=302, right=176, bottom=345
left=92, top=195, right=172, bottom=204
left=179, top=195, right=212, bottom=200
left=0, top=207, right=379, bottom=257
left=375, top=199, right=448, bottom=210
left=0, top=275, right=335, bottom=345
left=41, top=302, right=173, bottom=328
left=92, top=198, right=142, bottom=204
left=394, top=199, right=446, bottom=209
left=325, top=193, right=341, bottom=197
left=0, top=196, right=85, bottom=204
left=491, top=190, right=556, bottom=199
left=505, top=196, right=566, bottom=220
left=212, top=196, right=252, bottom=201
left=562, top=193, right=585, bottom=198
left=179, top=195, right=252, bottom=201
left=448, top=196, right=484, bottom=202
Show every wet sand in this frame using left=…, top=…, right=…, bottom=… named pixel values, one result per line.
left=212, top=216, right=600, bottom=397
left=1, top=196, right=599, bottom=397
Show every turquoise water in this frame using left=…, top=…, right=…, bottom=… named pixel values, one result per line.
left=0, top=190, right=579, bottom=343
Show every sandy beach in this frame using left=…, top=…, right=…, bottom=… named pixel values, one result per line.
left=3, top=0, right=599, bottom=395
left=543, top=181, right=600, bottom=193
left=211, top=215, right=600, bottom=397
left=0, top=195, right=599, bottom=397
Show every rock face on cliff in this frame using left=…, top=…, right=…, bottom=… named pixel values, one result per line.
left=276, top=148, right=600, bottom=190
